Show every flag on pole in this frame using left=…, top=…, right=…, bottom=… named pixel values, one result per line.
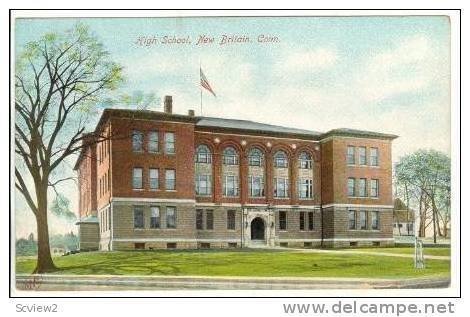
left=200, top=68, right=216, bottom=97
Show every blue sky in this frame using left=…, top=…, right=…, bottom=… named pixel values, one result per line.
left=14, top=16, right=451, bottom=237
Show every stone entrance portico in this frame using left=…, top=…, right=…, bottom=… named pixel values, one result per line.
left=243, top=209, right=276, bottom=247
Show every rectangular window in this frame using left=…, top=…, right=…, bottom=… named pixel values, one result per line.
left=166, top=207, right=176, bottom=228
left=196, top=150, right=211, bottom=163
left=274, top=157, right=288, bottom=168
left=371, top=211, right=379, bottom=230
left=299, top=158, right=312, bottom=169
left=249, top=175, right=264, bottom=197
left=133, top=206, right=144, bottom=229
left=132, top=167, right=143, bottom=189
left=370, top=179, right=379, bottom=197
left=299, top=179, right=313, bottom=198
left=165, top=132, right=175, bottom=154
left=274, top=178, right=289, bottom=198
left=347, top=146, right=355, bottom=165
left=308, top=212, right=314, bottom=230
left=206, top=210, right=214, bottom=230
left=359, top=146, right=367, bottom=165
left=148, top=131, right=159, bottom=153
left=149, top=168, right=159, bottom=190
left=150, top=206, right=160, bottom=229
left=165, top=169, right=176, bottom=190
left=348, top=210, right=356, bottom=230
left=195, top=174, right=211, bottom=195
left=359, top=178, right=367, bottom=197
left=299, top=212, right=305, bottom=231
left=279, top=211, right=287, bottom=230
left=227, top=210, right=236, bottom=230
left=347, top=178, right=355, bottom=197
left=132, top=130, right=143, bottom=152
left=196, top=209, right=203, bottom=230
left=223, top=175, right=239, bottom=197
left=370, top=147, right=378, bottom=166
left=249, top=154, right=263, bottom=166
left=223, top=154, right=238, bottom=165
left=359, top=210, right=367, bottom=230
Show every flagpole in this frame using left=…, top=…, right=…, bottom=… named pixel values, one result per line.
left=199, top=60, right=203, bottom=116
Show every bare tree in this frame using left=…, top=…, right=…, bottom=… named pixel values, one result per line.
left=15, top=23, right=123, bottom=273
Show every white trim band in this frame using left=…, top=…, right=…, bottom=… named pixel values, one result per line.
left=322, top=203, right=394, bottom=209
left=112, top=238, right=240, bottom=243
left=111, top=197, right=196, bottom=204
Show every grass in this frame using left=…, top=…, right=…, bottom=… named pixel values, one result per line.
left=16, top=249, right=450, bottom=279
left=348, top=247, right=450, bottom=257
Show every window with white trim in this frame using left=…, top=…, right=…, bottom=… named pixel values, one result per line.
left=132, top=130, right=143, bottom=152
left=370, top=179, right=379, bottom=197
left=249, top=175, right=264, bottom=197
left=195, top=174, right=211, bottom=195
left=371, top=211, right=379, bottom=230
left=166, top=206, right=176, bottom=228
left=133, top=206, right=144, bottom=229
left=347, top=178, right=355, bottom=197
left=299, top=179, right=313, bottom=199
left=223, top=175, right=239, bottom=197
left=132, top=168, right=143, bottom=189
left=274, top=177, right=289, bottom=198
left=148, top=131, right=159, bottom=153
left=359, top=178, right=367, bottom=197
left=370, top=147, right=378, bottom=166
left=165, top=169, right=176, bottom=190
left=195, top=145, right=211, bottom=163
left=347, top=146, right=355, bottom=165
left=274, top=151, right=288, bottom=168
left=165, top=132, right=175, bottom=154
left=359, top=146, right=367, bottom=165
left=150, top=206, right=160, bottom=229
left=149, top=168, right=159, bottom=190
left=223, top=147, right=238, bottom=165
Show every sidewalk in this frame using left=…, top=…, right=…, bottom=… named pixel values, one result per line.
left=284, top=248, right=451, bottom=261
left=15, top=274, right=450, bottom=291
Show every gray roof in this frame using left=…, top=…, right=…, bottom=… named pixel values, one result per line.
left=196, top=116, right=322, bottom=137
left=323, top=128, right=398, bottom=140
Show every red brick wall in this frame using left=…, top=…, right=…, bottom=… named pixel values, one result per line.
left=77, top=144, right=97, bottom=218
left=194, top=131, right=321, bottom=206
left=105, top=117, right=195, bottom=206
left=321, top=137, right=393, bottom=206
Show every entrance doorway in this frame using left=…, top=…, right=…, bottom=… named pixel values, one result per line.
left=250, top=217, right=265, bottom=240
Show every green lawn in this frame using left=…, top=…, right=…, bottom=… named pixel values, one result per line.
left=348, top=247, right=451, bottom=257
left=16, top=249, right=450, bottom=279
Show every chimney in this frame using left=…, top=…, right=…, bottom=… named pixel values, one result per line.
left=188, top=109, right=195, bottom=117
left=164, top=95, right=173, bottom=114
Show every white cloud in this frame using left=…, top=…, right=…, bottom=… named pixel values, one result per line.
left=275, top=48, right=338, bottom=73
left=355, top=35, right=449, bottom=103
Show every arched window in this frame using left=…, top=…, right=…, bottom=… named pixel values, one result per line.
left=223, top=147, right=238, bottom=165
left=132, top=130, right=143, bottom=152
left=195, top=145, right=211, bottom=163
left=248, top=148, right=264, bottom=166
left=274, top=150, right=288, bottom=168
left=299, top=152, right=312, bottom=169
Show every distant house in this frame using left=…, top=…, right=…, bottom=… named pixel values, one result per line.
left=393, top=198, right=415, bottom=236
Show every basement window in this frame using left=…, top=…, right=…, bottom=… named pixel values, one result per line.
left=349, top=241, right=358, bottom=247
left=200, top=243, right=211, bottom=249
left=280, top=242, right=288, bottom=247
left=304, top=242, right=313, bottom=248
left=134, top=243, right=145, bottom=250
left=228, top=242, right=238, bottom=248
left=166, top=242, right=177, bottom=249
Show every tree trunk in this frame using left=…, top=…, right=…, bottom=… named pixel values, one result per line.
left=33, top=186, right=57, bottom=273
